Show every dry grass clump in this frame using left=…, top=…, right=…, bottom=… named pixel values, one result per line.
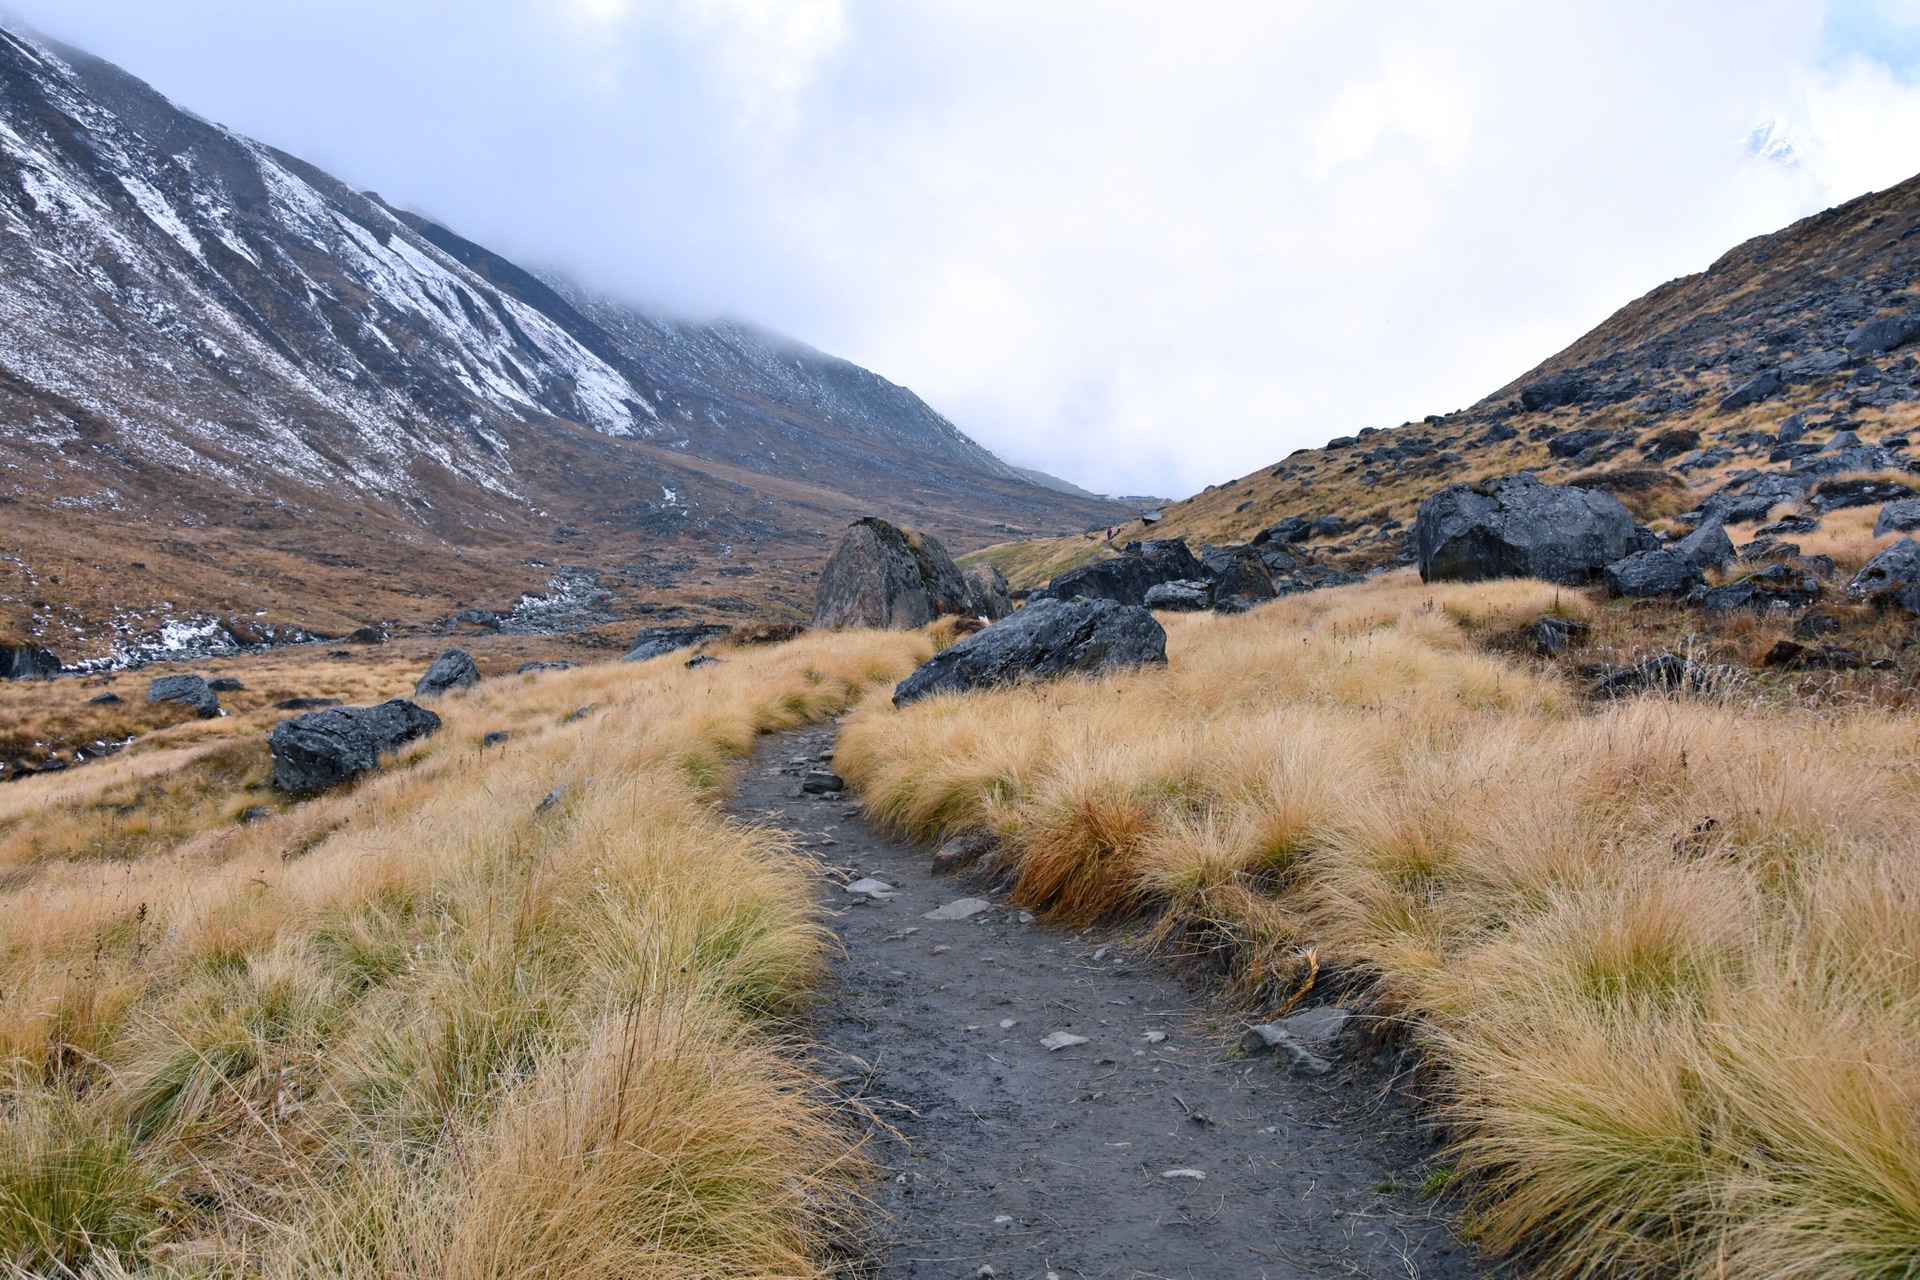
left=836, top=572, right=1920, bottom=1277
left=0, top=627, right=930, bottom=1277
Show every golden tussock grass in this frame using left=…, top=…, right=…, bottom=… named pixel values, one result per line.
left=836, top=572, right=1920, bottom=1278
left=0, top=627, right=930, bottom=1277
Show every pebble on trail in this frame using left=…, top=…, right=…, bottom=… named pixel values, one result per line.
left=923, top=897, right=993, bottom=920
left=1040, top=1031, right=1089, bottom=1051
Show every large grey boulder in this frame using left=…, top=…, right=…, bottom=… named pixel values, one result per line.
left=0, top=642, right=59, bottom=680
left=1874, top=498, right=1920, bottom=537
left=1604, top=550, right=1704, bottom=598
left=1849, top=537, right=1920, bottom=615
left=147, top=673, right=219, bottom=718
left=1846, top=313, right=1920, bottom=358
left=962, top=563, right=1013, bottom=621
left=813, top=517, right=969, bottom=629
left=1414, top=472, right=1635, bottom=585
left=1198, top=544, right=1277, bottom=611
left=413, top=647, right=479, bottom=697
left=270, top=699, right=442, bottom=793
left=621, top=624, right=730, bottom=662
left=1144, top=580, right=1211, bottom=611
left=1672, top=519, right=1735, bottom=573
left=1029, top=538, right=1205, bottom=606
left=892, top=598, right=1167, bottom=706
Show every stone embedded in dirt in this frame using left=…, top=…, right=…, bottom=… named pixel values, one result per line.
left=684, top=653, right=722, bottom=669
left=1028, top=538, right=1205, bottom=607
left=343, top=625, right=385, bottom=644
left=414, top=647, right=480, bottom=697
left=622, top=624, right=730, bottom=663
left=1143, top=579, right=1212, bottom=611
left=1414, top=472, right=1635, bottom=586
left=1763, top=640, right=1865, bottom=670
left=1757, top=513, right=1821, bottom=537
left=844, top=877, right=895, bottom=898
left=1160, top=1168, right=1207, bottom=1180
left=1718, top=367, right=1785, bottom=412
left=1587, top=653, right=1722, bottom=699
left=1040, top=1031, right=1089, bottom=1051
left=891, top=598, right=1168, bottom=707
left=147, top=673, right=220, bottom=718
left=274, top=696, right=342, bottom=710
left=931, top=829, right=996, bottom=874
left=206, top=676, right=244, bottom=692
left=1545, top=426, right=1612, bottom=458
left=964, top=563, right=1013, bottom=621
left=924, top=897, right=994, bottom=921
left=481, top=730, right=509, bottom=747
left=88, top=691, right=121, bottom=704
left=812, top=517, right=970, bottom=629
left=1875, top=498, right=1920, bottom=537
left=1142, top=1030, right=1167, bottom=1043
left=517, top=659, right=577, bottom=674
left=1531, top=614, right=1590, bottom=657
left=0, top=642, right=59, bottom=681
left=269, top=698, right=442, bottom=793
left=1604, top=549, right=1704, bottom=598
left=1849, top=536, right=1920, bottom=614
left=535, top=785, right=568, bottom=815
left=802, top=769, right=845, bottom=793
left=1810, top=477, right=1918, bottom=514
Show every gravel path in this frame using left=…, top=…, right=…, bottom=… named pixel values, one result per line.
left=734, top=721, right=1478, bottom=1280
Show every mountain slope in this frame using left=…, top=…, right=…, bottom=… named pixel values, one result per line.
left=984, top=173, right=1920, bottom=582
left=0, top=25, right=1127, bottom=659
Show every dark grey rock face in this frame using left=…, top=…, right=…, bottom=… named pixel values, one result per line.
left=1718, top=368, right=1785, bottom=412
left=1143, top=580, right=1212, bottom=611
left=1029, top=539, right=1205, bottom=607
left=147, top=673, right=219, bottom=717
left=1546, top=426, right=1612, bottom=458
left=963, top=563, right=1013, bottom=621
left=813, top=517, right=969, bottom=629
left=413, top=647, right=480, bottom=697
left=1845, top=313, right=1920, bottom=358
left=0, top=642, right=59, bottom=680
left=1699, top=563, right=1823, bottom=611
left=1198, top=544, right=1276, bottom=610
left=1604, top=549, right=1705, bottom=598
left=621, top=625, right=730, bottom=662
left=892, top=598, right=1167, bottom=706
left=1850, top=536, right=1920, bottom=614
left=1589, top=653, right=1721, bottom=699
left=1414, top=472, right=1635, bottom=585
left=269, top=699, right=442, bottom=793
left=1672, top=519, right=1735, bottom=572
left=1875, top=498, right=1920, bottom=536
left=1810, top=478, right=1919, bottom=513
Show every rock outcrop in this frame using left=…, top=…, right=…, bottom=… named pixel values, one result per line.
left=1414, top=472, right=1635, bottom=585
left=1029, top=539, right=1206, bottom=607
left=1604, top=549, right=1704, bottom=598
left=414, top=648, right=480, bottom=697
left=0, top=642, right=58, bottom=680
left=892, top=598, right=1167, bottom=706
left=147, top=673, right=219, bottom=717
left=269, top=699, right=442, bottom=793
left=1850, top=536, right=1920, bottom=614
left=813, top=518, right=971, bottom=629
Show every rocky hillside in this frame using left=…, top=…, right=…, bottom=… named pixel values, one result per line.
left=0, top=25, right=1130, bottom=662
left=981, top=172, right=1920, bottom=586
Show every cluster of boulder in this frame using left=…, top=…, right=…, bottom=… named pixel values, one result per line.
left=1028, top=535, right=1359, bottom=616
left=269, top=646, right=481, bottom=793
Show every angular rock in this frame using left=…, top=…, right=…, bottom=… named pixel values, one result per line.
left=1719, top=368, right=1784, bottom=412
left=843, top=877, right=894, bottom=898
left=273, top=696, right=342, bottom=710
left=923, top=896, right=994, bottom=921
left=931, top=831, right=996, bottom=875
left=892, top=598, right=1167, bottom=707
left=1143, top=580, right=1211, bottom=611
left=147, top=673, right=220, bottom=718
left=1029, top=538, right=1205, bottom=607
left=1762, top=640, right=1864, bottom=670
left=1414, top=472, right=1635, bottom=585
left=1700, top=563, right=1822, bottom=612
left=812, top=517, right=968, bottom=629
left=1240, top=1006, right=1351, bottom=1076
left=1874, top=498, right=1920, bottom=537
left=88, top=691, right=121, bottom=704
left=414, top=647, right=479, bottom=697
left=517, top=660, right=578, bottom=674
left=1040, top=1031, right=1089, bottom=1052
left=1198, top=544, right=1276, bottom=611
left=1531, top=614, right=1590, bottom=657
left=206, top=676, right=245, bottom=692
left=1253, top=516, right=1312, bottom=546
left=0, top=642, right=59, bottom=680
left=802, top=769, right=845, bottom=793
left=1672, top=519, right=1736, bottom=573
left=1757, top=514, right=1820, bottom=536
left=622, top=624, right=730, bottom=662
left=1811, top=478, right=1919, bottom=514
left=963, top=563, right=1013, bottom=621
left=269, top=699, right=441, bottom=793
left=1546, top=426, right=1612, bottom=458
left=1604, top=549, right=1705, bottom=598
left=1849, top=537, right=1920, bottom=614
left=1845, top=313, right=1920, bottom=358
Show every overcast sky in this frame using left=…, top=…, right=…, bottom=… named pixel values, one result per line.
left=9, top=2, right=1920, bottom=498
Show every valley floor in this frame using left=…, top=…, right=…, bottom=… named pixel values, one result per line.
left=739, top=722, right=1473, bottom=1280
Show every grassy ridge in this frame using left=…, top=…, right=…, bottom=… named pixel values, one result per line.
left=836, top=577, right=1920, bottom=1278
left=0, top=629, right=928, bottom=1277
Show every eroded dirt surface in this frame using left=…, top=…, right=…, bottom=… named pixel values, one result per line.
left=733, top=721, right=1479, bottom=1280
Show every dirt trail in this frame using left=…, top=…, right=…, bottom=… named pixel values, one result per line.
left=734, top=722, right=1477, bottom=1280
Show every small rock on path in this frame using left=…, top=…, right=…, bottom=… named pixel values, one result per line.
left=733, top=723, right=1476, bottom=1280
